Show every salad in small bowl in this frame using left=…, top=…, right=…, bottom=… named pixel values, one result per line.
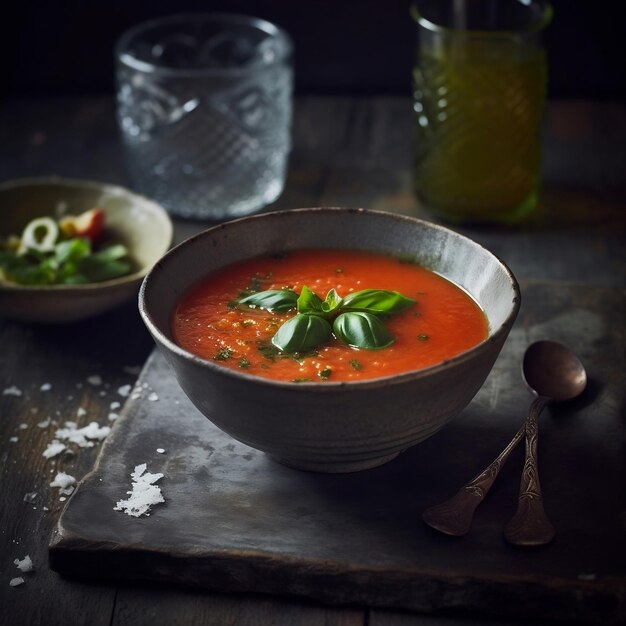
left=0, top=177, right=172, bottom=323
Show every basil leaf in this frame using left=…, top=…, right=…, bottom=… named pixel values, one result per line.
left=239, top=289, right=298, bottom=312
left=297, top=285, right=324, bottom=315
left=341, top=289, right=415, bottom=315
left=272, top=314, right=332, bottom=353
left=321, top=288, right=343, bottom=314
left=333, top=312, right=395, bottom=350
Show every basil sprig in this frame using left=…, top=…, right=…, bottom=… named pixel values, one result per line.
left=238, top=285, right=415, bottom=353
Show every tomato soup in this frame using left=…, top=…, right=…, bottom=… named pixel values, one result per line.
left=172, top=249, right=488, bottom=382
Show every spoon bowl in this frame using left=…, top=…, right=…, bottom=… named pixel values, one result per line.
left=522, top=340, right=587, bottom=402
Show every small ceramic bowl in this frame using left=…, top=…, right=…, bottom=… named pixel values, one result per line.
left=0, top=176, right=173, bottom=323
left=139, top=208, right=520, bottom=473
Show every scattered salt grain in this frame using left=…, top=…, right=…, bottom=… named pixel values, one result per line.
left=42, top=440, right=66, bottom=458
left=14, top=555, right=33, bottom=573
left=42, top=506, right=49, bottom=511
left=110, top=401, right=121, bottom=410
left=148, top=392, right=159, bottom=402
left=23, top=492, right=37, bottom=503
left=9, top=577, right=25, bottom=587
left=37, top=417, right=51, bottom=428
left=59, top=496, right=67, bottom=502
left=108, top=413, right=118, bottom=422
left=9, top=437, right=18, bottom=443
left=18, top=423, right=28, bottom=430
left=54, top=421, right=110, bottom=448
left=40, top=383, right=52, bottom=392
left=114, top=464, right=164, bottom=518
left=77, top=407, right=87, bottom=417
left=50, top=472, right=76, bottom=490
left=118, top=384, right=131, bottom=397
left=156, top=448, right=165, bottom=454
left=3, top=386, right=22, bottom=396
left=87, top=375, right=102, bottom=386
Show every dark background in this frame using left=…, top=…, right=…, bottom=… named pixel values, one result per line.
left=2, top=0, right=624, bottom=99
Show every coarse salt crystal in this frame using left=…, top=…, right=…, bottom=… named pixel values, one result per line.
left=18, top=423, right=28, bottom=430
left=118, top=384, right=131, bottom=397
left=14, top=555, right=33, bottom=573
left=23, top=492, right=37, bottom=503
left=9, top=577, right=25, bottom=587
left=50, top=472, right=76, bottom=490
left=77, top=407, right=87, bottom=417
left=37, top=417, right=51, bottom=428
left=148, top=392, right=159, bottom=402
left=40, top=383, right=52, bottom=391
left=54, top=421, right=110, bottom=448
left=108, top=413, right=118, bottom=421
left=3, top=386, right=22, bottom=396
left=110, top=401, right=121, bottom=410
left=87, top=375, right=102, bottom=386
left=59, top=496, right=67, bottom=502
left=156, top=448, right=165, bottom=454
left=114, top=463, right=165, bottom=518
left=42, top=440, right=66, bottom=459
left=9, top=437, right=18, bottom=443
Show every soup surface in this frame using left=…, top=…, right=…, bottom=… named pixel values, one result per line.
left=172, top=249, right=488, bottom=382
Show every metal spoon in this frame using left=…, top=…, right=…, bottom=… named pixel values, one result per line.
left=504, top=340, right=587, bottom=546
left=422, top=340, right=587, bottom=542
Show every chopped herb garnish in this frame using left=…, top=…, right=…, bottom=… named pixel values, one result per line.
left=318, top=368, right=332, bottom=379
left=349, top=359, right=362, bottom=370
left=240, top=319, right=255, bottom=327
left=214, top=348, right=234, bottom=361
left=238, top=357, right=250, bottom=369
left=292, top=378, right=312, bottom=383
left=417, top=334, right=430, bottom=341
left=335, top=268, right=344, bottom=273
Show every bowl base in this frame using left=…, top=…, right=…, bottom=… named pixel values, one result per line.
left=267, top=450, right=404, bottom=473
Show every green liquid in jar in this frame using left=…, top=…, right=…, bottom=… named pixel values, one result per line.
left=413, top=39, right=548, bottom=224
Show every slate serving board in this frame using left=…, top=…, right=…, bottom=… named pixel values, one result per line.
left=50, top=281, right=625, bottom=625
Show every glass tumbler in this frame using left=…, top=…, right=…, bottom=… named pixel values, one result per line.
left=115, top=13, right=293, bottom=220
left=411, top=1, right=552, bottom=224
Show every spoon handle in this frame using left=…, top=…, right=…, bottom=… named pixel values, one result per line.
left=504, top=396, right=556, bottom=546
left=422, top=423, right=526, bottom=536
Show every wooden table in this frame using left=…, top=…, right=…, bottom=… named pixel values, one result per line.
left=1, top=96, right=624, bottom=626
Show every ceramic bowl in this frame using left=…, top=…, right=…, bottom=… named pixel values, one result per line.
left=139, top=208, right=520, bottom=473
left=0, top=176, right=173, bottom=323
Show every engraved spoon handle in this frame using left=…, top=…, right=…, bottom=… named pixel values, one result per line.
left=422, top=422, right=526, bottom=536
left=504, top=396, right=556, bottom=546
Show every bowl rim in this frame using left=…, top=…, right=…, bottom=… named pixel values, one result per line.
left=139, top=207, right=521, bottom=391
left=0, top=175, right=174, bottom=292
